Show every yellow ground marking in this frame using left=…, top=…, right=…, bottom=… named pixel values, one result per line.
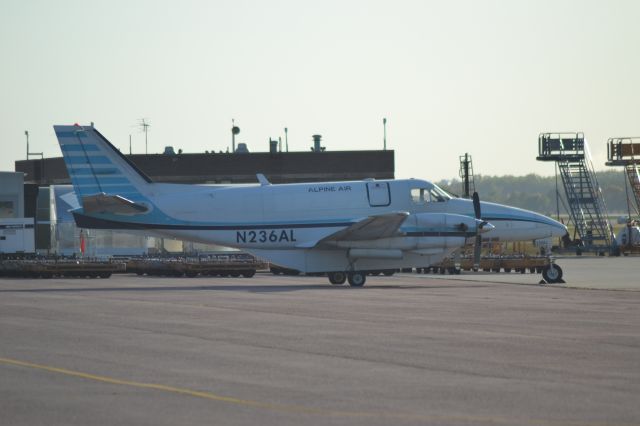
left=0, top=356, right=627, bottom=426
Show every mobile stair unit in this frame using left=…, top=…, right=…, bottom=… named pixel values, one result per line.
left=537, top=132, right=613, bottom=254
left=606, top=137, right=640, bottom=216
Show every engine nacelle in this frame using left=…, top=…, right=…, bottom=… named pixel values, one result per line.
left=333, top=213, right=489, bottom=252
left=348, top=248, right=403, bottom=259
left=413, top=212, right=480, bottom=234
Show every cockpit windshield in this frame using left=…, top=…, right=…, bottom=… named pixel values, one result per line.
left=430, top=184, right=451, bottom=201
left=410, top=184, right=450, bottom=204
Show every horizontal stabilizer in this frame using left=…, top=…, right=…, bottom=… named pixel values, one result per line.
left=82, top=193, right=149, bottom=215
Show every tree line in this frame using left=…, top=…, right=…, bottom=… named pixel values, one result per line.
left=436, top=170, right=638, bottom=216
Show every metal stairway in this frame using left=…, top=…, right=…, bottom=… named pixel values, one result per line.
left=537, top=133, right=613, bottom=252
left=606, top=137, right=640, bottom=217
left=625, top=164, right=640, bottom=215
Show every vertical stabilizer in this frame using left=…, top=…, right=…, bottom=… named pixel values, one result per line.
left=54, top=124, right=152, bottom=206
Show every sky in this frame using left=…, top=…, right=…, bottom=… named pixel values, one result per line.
left=1, top=0, right=640, bottom=181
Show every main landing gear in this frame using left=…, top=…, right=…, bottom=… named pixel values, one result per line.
left=328, top=271, right=347, bottom=285
left=327, top=271, right=366, bottom=287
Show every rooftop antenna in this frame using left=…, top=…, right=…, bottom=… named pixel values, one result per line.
left=129, top=134, right=132, bottom=155
left=284, top=127, right=289, bottom=152
left=138, top=118, right=150, bottom=154
left=383, top=117, right=387, bottom=150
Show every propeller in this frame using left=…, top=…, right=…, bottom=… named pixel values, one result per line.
left=472, top=192, right=482, bottom=271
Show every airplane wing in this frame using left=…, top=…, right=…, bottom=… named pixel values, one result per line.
left=81, top=193, right=149, bottom=215
left=298, top=212, right=409, bottom=248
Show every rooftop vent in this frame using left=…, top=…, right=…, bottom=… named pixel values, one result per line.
left=311, top=134, right=325, bottom=152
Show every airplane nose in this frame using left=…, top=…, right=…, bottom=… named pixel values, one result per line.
left=550, top=223, right=569, bottom=238
left=536, top=214, right=568, bottom=238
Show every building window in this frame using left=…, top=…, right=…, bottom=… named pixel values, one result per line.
left=0, top=201, right=15, bottom=218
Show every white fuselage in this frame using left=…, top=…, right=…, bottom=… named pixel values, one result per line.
left=138, top=179, right=566, bottom=249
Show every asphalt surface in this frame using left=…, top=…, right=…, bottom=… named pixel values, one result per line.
left=1, top=257, right=639, bottom=426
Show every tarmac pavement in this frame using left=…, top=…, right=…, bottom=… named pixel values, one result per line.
left=1, top=259, right=639, bottom=426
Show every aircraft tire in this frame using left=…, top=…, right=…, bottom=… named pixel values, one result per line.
left=542, top=264, right=563, bottom=283
left=347, top=271, right=366, bottom=287
left=328, top=272, right=347, bottom=285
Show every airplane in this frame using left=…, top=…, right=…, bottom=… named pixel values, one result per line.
left=53, top=124, right=568, bottom=286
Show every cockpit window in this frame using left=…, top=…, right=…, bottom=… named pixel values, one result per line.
left=411, top=188, right=429, bottom=204
left=430, top=185, right=450, bottom=202
left=411, top=185, right=450, bottom=204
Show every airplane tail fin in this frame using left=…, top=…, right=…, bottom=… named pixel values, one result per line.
left=53, top=124, right=153, bottom=211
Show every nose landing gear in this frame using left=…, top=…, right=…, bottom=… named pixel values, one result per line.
left=328, top=271, right=347, bottom=285
left=542, top=264, right=564, bottom=283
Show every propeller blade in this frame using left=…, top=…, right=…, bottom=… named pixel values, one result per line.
left=472, top=192, right=482, bottom=271
left=472, top=191, right=481, bottom=219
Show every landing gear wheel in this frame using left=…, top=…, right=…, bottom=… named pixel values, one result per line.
left=542, top=264, right=563, bottom=283
left=347, top=271, right=366, bottom=287
left=328, top=271, right=347, bottom=285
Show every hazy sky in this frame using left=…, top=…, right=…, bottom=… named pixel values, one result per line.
left=1, top=0, right=639, bottom=181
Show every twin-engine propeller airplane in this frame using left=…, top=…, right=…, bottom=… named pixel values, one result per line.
left=54, top=124, right=567, bottom=286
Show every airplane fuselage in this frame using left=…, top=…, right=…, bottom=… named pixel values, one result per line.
left=73, top=178, right=566, bottom=250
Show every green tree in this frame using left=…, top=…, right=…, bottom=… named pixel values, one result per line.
left=436, top=170, right=635, bottom=216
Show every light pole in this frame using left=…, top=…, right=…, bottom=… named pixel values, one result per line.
left=231, top=119, right=240, bottom=153
left=25, top=130, right=44, bottom=183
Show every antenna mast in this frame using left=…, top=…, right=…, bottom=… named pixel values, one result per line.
left=383, top=118, right=387, bottom=150
left=138, top=118, right=150, bottom=154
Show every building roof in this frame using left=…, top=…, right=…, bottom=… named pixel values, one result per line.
left=15, top=150, right=394, bottom=185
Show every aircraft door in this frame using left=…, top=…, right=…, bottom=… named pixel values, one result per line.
left=366, top=182, right=390, bottom=207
